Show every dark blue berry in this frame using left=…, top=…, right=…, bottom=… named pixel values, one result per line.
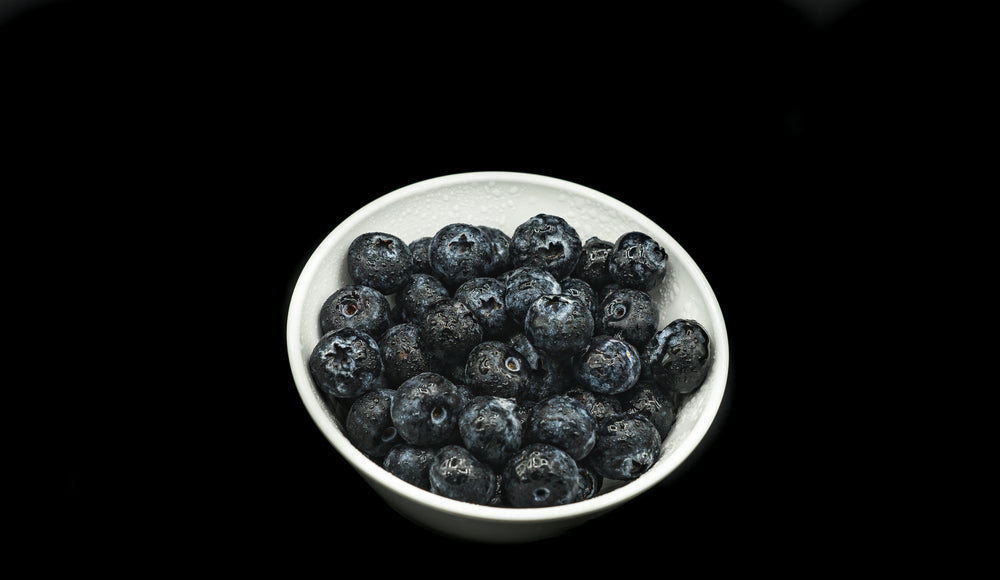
left=454, top=277, right=507, bottom=339
left=504, top=266, right=561, bottom=327
left=564, top=387, right=623, bottom=424
left=382, top=444, right=436, bottom=491
left=464, top=340, right=532, bottom=399
left=502, top=443, right=581, bottom=508
left=477, top=225, right=513, bottom=277
left=378, top=323, right=431, bottom=387
left=390, top=372, right=465, bottom=446
left=572, top=335, right=641, bottom=395
left=588, top=414, right=661, bottom=480
left=608, top=231, right=668, bottom=291
left=619, top=382, right=677, bottom=440
left=458, top=396, right=523, bottom=468
left=408, top=236, right=433, bottom=275
left=345, top=388, right=399, bottom=458
left=419, top=298, right=483, bottom=366
left=574, top=237, right=614, bottom=289
left=308, top=328, right=382, bottom=399
left=642, top=319, right=711, bottom=396
left=429, top=223, right=492, bottom=289
left=395, top=273, right=450, bottom=325
left=560, top=278, right=599, bottom=319
left=510, top=214, right=583, bottom=280
left=347, top=232, right=414, bottom=295
left=524, top=293, right=594, bottom=359
left=429, top=445, right=497, bottom=505
left=525, top=394, right=597, bottom=461
left=319, top=285, right=391, bottom=338
left=519, top=350, right=573, bottom=403
left=575, top=464, right=602, bottom=502
left=596, top=287, right=659, bottom=348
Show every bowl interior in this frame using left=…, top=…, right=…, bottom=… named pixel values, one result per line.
left=286, top=171, right=729, bottom=522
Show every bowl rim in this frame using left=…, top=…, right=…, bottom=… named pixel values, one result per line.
left=286, top=171, right=730, bottom=524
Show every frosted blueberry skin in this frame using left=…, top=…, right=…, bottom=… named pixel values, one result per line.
left=560, top=278, right=599, bottom=319
left=608, top=231, right=668, bottom=291
left=378, top=323, right=431, bottom=387
left=308, top=328, right=382, bottom=399
left=395, top=273, right=451, bottom=325
left=524, top=293, right=594, bottom=360
left=575, top=464, right=603, bottom=502
left=408, top=236, right=433, bottom=275
left=347, top=232, right=414, bottom=295
left=574, top=237, right=615, bottom=289
left=319, top=285, right=391, bottom=339
left=458, top=396, right=523, bottom=468
left=429, top=223, right=492, bottom=289
left=572, top=335, right=642, bottom=396
left=345, top=388, right=399, bottom=458
left=642, top=319, right=711, bottom=397
left=464, top=340, right=532, bottom=399
left=390, top=372, right=465, bottom=446
left=510, top=214, right=584, bottom=281
left=588, top=414, right=661, bottom=480
left=454, top=277, right=507, bottom=339
left=503, top=266, right=562, bottom=327
left=429, top=445, right=497, bottom=505
left=419, top=298, right=484, bottom=366
left=564, top=388, right=623, bottom=425
left=519, top=350, right=573, bottom=403
left=382, top=444, right=436, bottom=491
left=502, top=443, right=581, bottom=508
left=525, top=394, right=597, bottom=461
left=477, top=225, right=513, bottom=277
left=596, top=287, right=659, bottom=349
left=619, top=382, right=677, bottom=440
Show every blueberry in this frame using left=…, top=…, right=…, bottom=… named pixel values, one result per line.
left=308, top=328, right=382, bottom=399
left=345, top=388, right=399, bottom=458
left=347, top=232, right=414, bottom=295
left=564, top=387, right=624, bottom=424
left=477, top=225, right=513, bottom=277
left=510, top=214, right=583, bottom=280
left=519, top=350, right=573, bottom=403
left=642, top=319, right=711, bottom=396
left=390, top=372, right=465, bottom=446
left=588, top=414, right=661, bottom=480
left=458, top=396, right=523, bottom=468
left=502, top=443, right=581, bottom=508
left=395, top=273, right=450, bottom=325
left=619, top=382, right=677, bottom=440
left=596, top=287, right=659, bottom=348
left=454, top=277, right=507, bottom=339
left=574, top=237, right=615, bottom=290
left=524, top=293, right=594, bottom=359
left=429, top=223, right=492, bottom=289
left=572, top=335, right=641, bottom=395
left=429, top=445, right=497, bottom=505
left=419, top=298, right=483, bottom=366
left=378, top=323, right=431, bottom=387
left=504, top=266, right=561, bottom=327
left=608, top=231, right=668, bottom=291
left=525, top=394, right=597, bottom=461
left=464, top=340, right=532, bottom=399
left=408, top=236, right=433, bottom=275
left=319, top=285, right=391, bottom=338
left=383, top=444, right=436, bottom=491
left=560, top=278, right=599, bottom=319
left=507, top=331, right=541, bottom=371
left=575, top=464, right=603, bottom=502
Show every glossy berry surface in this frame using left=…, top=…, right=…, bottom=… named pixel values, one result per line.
left=478, top=225, right=513, bottom=277
left=588, top=414, right=661, bottom=480
left=525, top=394, right=597, bottom=461
left=510, top=213, right=583, bottom=280
left=608, top=231, right=668, bottom=291
left=390, top=372, right=465, bottom=446
left=378, top=323, right=431, bottom=387
left=643, top=319, right=711, bottom=396
left=395, top=273, right=450, bottom=325
left=620, top=382, right=677, bottom=440
left=382, top=444, right=436, bottom=491
left=572, top=335, right=641, bottom=395
left=458, top=396, right=522, bottom=468
left=464, top=340, right=532, bottom=399
left=345, top=388, right=399, bottom=458
left=524, top=293, right=594, bottom=360
left=429, top=223, right=492, bottom=289
left=308, top=327, right=382, bottom=399
left=596, top=287, right=659, bottom=348
left=560, top=278, right=598, bottom=319
left=408, top=236, right=433, bottom=275
left=429, top=445, right=497, bottom=505
left=347, top=232, right=414, bottom=295
left=419, top=298, right=483, bottom=366
left=319, top=284, right=391, bottom=338
left=454, top=277, right=507, bottom=339
left=502, top=443, right=581, bottom=508
left=574, top=236, right=614, bottom=289
left=564, top=388, right=623, bottom=425
left=503, top=266, right=561, bottom=326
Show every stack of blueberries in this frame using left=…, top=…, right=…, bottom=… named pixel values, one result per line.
left=308, top=214, right=711, bottom=508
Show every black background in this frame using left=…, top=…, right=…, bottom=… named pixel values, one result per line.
left=7, top=0, right=934, bottom=567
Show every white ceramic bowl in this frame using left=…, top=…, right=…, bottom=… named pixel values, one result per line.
left=286, top=171, right=729, bottom=543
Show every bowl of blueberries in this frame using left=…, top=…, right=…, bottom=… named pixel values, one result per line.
left=286, top=171, right=729, bottom=542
